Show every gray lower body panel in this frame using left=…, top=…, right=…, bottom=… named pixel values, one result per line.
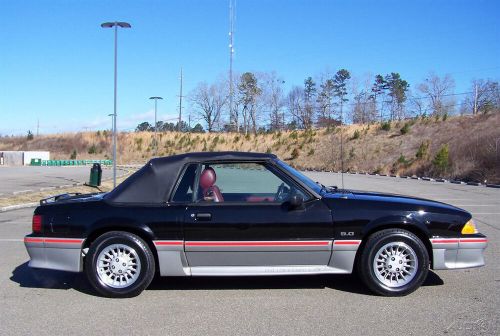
left=24, top=237, right=85, bottom=272
left=155, top=239, right=361, bottom=276
left=431, top=237, right=488, bottom=270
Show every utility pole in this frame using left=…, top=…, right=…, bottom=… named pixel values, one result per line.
left=178, top=68, right=183, bottom=132
left=228, top=0, right=236, bottom=131
left=473, top=82, right=478, bottom=115
left=149, top=96, right=163, bottom=157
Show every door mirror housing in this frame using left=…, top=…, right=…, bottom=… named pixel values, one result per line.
left=288, top=193, right=304, bottom=209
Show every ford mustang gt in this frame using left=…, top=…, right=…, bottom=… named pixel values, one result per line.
left=24, top=152, right=488, bottom=297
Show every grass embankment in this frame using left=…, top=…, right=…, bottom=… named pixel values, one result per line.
left=1, top=113, right=499, bottom=183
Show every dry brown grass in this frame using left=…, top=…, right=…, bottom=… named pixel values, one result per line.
left=1, top=113, right=499, bottom=183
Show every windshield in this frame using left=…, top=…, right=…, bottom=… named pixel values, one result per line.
left=275, top=159, right=322, bottom=194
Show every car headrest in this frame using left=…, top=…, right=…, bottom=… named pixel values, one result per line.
left=199, top=167, right=217, bottom=189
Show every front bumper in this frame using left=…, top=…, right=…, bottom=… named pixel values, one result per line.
left=24, top=236, right=85, bottom=272
left=430, top=236, right=488, bottom=270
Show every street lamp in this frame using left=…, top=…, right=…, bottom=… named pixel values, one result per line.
left=149, top=97, right=163, bottom=157
left=101, top=21, right=131, bottom=188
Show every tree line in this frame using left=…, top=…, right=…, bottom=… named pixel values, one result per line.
left=136, top=70, right=500, bottom=133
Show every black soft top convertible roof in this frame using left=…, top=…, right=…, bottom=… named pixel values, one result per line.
left=105, top=152, right=277, bottom=204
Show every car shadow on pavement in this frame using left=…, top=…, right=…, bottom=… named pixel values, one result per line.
left=147, top=270, right=444, bottom=295
left=10, top=262, right=95, bottom=296
left=147, top=274, right=373, bottom=295
left=10, top=262, right=444, bottom=297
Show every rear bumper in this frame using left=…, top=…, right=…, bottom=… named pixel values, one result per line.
left=430, top=236, right=488, bottom=270
left=24, top=236, right=85, bottom=272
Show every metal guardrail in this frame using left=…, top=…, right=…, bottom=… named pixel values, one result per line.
left=30, top=159, right=113, bottom=166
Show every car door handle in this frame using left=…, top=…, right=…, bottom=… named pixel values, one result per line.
left=195, top=213, right=212, bottom=221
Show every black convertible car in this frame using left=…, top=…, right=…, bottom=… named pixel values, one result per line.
left=24, top=152, right=487, bottom=297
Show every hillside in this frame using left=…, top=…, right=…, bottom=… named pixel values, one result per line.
left=1, top=113, right=499, bottom=183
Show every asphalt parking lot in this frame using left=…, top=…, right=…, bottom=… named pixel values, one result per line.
left=0, top=166, right=123, bottom=196
left=0, top=173, right=498, bottom=336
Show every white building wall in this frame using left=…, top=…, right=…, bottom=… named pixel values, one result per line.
left=23, top=151, right=50, bottom=165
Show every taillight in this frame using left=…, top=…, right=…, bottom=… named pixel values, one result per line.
left=32, top=215, right=42, bottom=233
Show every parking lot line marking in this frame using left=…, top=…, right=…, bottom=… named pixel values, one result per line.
left=453, top=205, right=499, bottom=207
left=0, top=239, right=23, bottom=242
left=471, top=213, right=500, bottom=215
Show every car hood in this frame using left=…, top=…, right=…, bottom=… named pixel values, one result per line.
left=323, top=189, right=467, bottom=213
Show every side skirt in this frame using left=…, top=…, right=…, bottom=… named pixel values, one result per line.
left=190, top=265, right=351, bottom=276
left=153, top=239, right=362, bottom=277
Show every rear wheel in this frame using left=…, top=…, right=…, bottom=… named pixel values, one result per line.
left=358, top=228, right=429, bottom=296
left=85, top=231, right=155, bottom=298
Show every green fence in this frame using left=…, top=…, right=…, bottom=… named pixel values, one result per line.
left=36, top=159, right=113, bottom=166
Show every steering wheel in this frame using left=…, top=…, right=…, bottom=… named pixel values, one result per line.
left=275, top=183, right=287, bottom=202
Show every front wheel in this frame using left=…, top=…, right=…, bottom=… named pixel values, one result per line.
left=85, top=231, right=155, bottom=298
left=358, top=228, right=429, bottom=296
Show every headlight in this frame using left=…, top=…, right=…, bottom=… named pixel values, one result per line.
left=461, top=219, right=479, bottom=234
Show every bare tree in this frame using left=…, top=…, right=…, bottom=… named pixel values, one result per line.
left=351, top=91, right=377, bottom=123
left=418, top=73, right=455, bottom=117
left=463, top=79, right=500, bottom=115
left=190, top=81, right=228, bottom=132
left=317, top=78, right=335, bottom=127
left=237, top=72, right=262, bottom=134
left=407, top=90, right=426, bottom=117
left=287, top=86, right=307, bottom=129
left=303, top=77, right=317, bottom=129
left=261, top=72, right=286, bottom=131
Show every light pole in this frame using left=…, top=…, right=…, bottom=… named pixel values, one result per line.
left=101, top=21, right=131, bottom=188
left=149, top=97, right=163, bottom=157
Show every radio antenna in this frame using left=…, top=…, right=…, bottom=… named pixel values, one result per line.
left=340, top=106, right=345, bottom=191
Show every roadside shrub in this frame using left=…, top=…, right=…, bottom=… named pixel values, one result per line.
left=307, top=148, right=315, bottom=156
left=351, top=130, right=360, bottom=140
left=415, top=140, right=430, bottom=160
left=88, top=144, right=98, bottom=154
left=396, top=154, right=411, bottom=167
left=27, top=130, right=34, bottom=140
left=349, top=148, right=356, bottom=159
left=432, top=144, right=450, bottom=173
left=380, top=121, right=391, bottom=131
left=291, top=148, right=299, bottom=159
left=70, top=150, right=77, bottom=160
left=400, top=123, right=410, bottom=135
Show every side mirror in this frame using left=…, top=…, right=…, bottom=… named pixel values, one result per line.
left=288, top=193, right=304, bottom=209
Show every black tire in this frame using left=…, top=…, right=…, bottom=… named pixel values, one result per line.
left=358, top=228, right=429, bottom=296
left=85, top=231, right=155, bottom=298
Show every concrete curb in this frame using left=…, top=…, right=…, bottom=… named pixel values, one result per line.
left=307, top=170, right=496, bottom=188
left=13, top=190, right=33, bottom=195
left=0, top=202, right=38, bottom=213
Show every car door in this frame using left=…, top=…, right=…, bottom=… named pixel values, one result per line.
left=182, top=161, right=333, bottom=271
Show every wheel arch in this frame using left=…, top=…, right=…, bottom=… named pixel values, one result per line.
left=355, top=221, right=433, bottom=270
left=82, top=225, right=159, bottom=272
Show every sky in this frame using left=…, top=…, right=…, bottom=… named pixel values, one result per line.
left=0, top=0, right=499, bottom=135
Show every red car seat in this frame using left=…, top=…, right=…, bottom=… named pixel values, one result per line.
left=199, top=167, right=224, bottom=202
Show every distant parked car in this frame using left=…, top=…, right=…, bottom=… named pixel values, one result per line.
left=24, top=152, right=487, bottom=297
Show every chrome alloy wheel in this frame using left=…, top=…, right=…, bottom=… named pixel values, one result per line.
left=373, top=242, right=418, bottom=288
left=96, top=244, right=142, bottom=289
